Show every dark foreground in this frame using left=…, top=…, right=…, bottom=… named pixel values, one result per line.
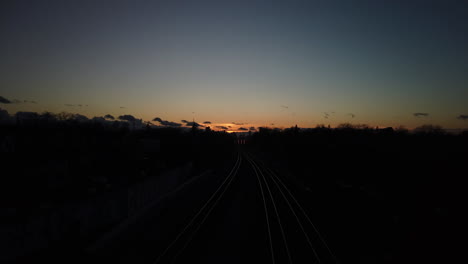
left=3, top=123, right=466, bottom=263
left=79, top=149, right=337, bottom=264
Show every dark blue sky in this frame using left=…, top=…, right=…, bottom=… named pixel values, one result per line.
left=1, top=0, right=468, bottom=128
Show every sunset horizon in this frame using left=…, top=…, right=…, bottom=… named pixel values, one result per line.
left=2, top=2, right=467, bottom=263
left=1, top=99, right=467, bottom=131
left=2, top=1, right=467, bottom=131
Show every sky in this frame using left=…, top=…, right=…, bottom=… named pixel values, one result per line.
left=1, top=0, right=468, bottom=130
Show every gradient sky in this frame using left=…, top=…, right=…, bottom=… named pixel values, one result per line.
left=1, top=0, right=468, bottom=129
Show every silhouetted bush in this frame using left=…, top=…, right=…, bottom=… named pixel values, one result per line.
left=0, top=113, right=235, bottom=211
left=413, top=124, right=445, bottom=135
left=247, top=124, right=467, bottom=263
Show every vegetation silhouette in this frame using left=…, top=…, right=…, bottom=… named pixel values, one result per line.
left=248, top=123, right=467, bottom=263
left=1, top=108, right=466, bottom=263
left=0, top=109, right=236, bottom=263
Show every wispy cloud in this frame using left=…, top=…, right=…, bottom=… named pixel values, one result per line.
left=185, top=121, right=203, bottom=127
left=281, top=105, right=289, bottom=109
left=238, top=127, right=248, bottom=131
left=0, top=97, right=36, bottom=104
left=64, top=103, right=87, bottom=107
left=203, top=121, right=212, bottom=124
left=153, top=117, right=182, bottom=127
left=120, top=106, right=126, bottom=109
left=249, top=127, right=257, bottom=131
left=180, top=119, right=204, bottom=127
left=232, top=122, right=245, bottom=125
left=323, top=111, right=337, bottom=119
left=215, top=126, right=229, bottom=130
left=457, top=114, right=468, bottom=120
left=413, top=113, right=429, bottom=117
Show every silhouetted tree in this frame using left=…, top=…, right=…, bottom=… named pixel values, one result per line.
left=191, top=120, right=198, bottom=134
left=395, top=125, right=409, bottom=134
left=414, top=124, right=444, bottom=134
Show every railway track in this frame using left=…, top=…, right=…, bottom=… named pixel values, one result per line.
left=154, top=151, right=338, bottom=263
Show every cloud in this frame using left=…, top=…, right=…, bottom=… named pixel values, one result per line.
left=164, top=121, right=182, bottom=127
left=232, top=122, right=245, bottom=125
left=0, top=97, right=38, bottom=104
left=348, top=113, right=355, bottom=118
left=203, top=121, right=211, bottom=124
left=413, top=113, right=429, bottom=117
left=249, top=127, right=257, bottom=131
left=120, top=106, right=126, bottom=109
left=215, top=126, right=229, bottom=130
left=281, top=105, right=289, bottom=109
left=457, top=115, right=468, bottom=120
left=64, top=104, right=74, bottom=107
left=185, top=121, right=202, bottom=127
left=153, top=117, right=182, bottom=127
left=238, top=127, right=248, bottom=131
left=180, top=119, right=204, bottom=127
left=0, top=96, right=11, bottom=104
left=323, top=111, right=336, bottom=119
left=118, top=114, right=137, bottom=122
left=104, top=114, right=115, bottom=120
